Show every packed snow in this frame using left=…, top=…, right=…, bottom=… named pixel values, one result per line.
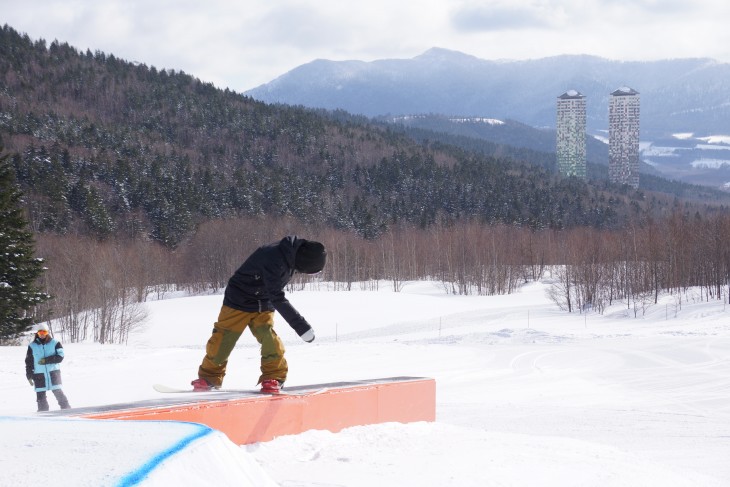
left=2, top=279, right=730, bottom=486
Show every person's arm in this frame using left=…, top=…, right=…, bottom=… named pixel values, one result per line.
left=25, top=347, right=34, bottom=378
left=270, top=288, right=313, bottom=336
left=40, top=342, right=65, bottom=364
left=263, top=263, right=315, bottom=341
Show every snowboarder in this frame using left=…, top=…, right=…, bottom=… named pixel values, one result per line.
left=192, top=236, right=326, bottom=393
left=25, top=323, right=71, bottom=411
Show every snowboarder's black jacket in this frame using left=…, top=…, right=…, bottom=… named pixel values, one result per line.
left=223, top=236, right=312, bottom=337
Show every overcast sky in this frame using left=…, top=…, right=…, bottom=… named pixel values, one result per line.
left=3, top=0, right=729, bottom=92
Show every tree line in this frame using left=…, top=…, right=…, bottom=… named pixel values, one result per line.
left=29, top=210, right=729, bottom=344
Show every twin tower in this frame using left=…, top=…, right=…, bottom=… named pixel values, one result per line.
left=556, top=87, right=640, bottom=188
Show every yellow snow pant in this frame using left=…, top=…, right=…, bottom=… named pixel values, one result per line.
left=197, top=305, right=288, bottom=387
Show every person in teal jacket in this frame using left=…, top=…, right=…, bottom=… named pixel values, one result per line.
left=25, top=323, right=71, bottom=411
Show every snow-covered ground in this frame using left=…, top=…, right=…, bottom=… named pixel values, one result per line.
left=641, top=133, right=730, bottom=187
left=2, top=279, right=730, bottom=486
left=691, top=158, right=730, bottom=169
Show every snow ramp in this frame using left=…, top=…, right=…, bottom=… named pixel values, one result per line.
left=1, top=416, right=277, bottom=486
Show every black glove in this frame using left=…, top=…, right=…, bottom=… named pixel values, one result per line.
left=300, top=328, right=315, bottom=343
left=27, top=377, right=34, bottom=387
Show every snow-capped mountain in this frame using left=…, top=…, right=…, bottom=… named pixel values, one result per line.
left=246, top=48, right=730, bottom=188
left=245, top=48, right=730, bottom=138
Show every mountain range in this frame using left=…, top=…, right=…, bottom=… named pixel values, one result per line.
left=246, top=48, right=730, bottom=188
left=246, top=48, right=730, bottom=138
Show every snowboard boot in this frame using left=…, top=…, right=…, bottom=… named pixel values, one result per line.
left=53, top=389, right=71, bottom=409
left=191, top=378, right=217, bottom=391
left=36, top=393, right=49, bottom=412
left=260, top=379, right=282, bottom=393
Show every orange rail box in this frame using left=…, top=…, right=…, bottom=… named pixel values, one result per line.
left=67, top=377, right=435, bottom=444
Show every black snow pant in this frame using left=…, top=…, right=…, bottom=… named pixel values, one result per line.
left=37, top=389, right=70, bottom=411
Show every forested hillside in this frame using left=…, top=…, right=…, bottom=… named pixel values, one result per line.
left=2, top=25, right=730, bottom=344
left=1, top=24, right=714, bottom=248
left=386, top=122, right=729, bottom=202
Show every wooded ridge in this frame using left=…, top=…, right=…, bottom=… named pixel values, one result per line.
left=3, top=24, right=726, bottom=248
left=1, top=25, right=729, bottom=344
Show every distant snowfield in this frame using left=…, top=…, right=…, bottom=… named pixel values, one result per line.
left=699, top=135, right=730, bottom=145
left=641, top=145, right=681, bottom=157
left=2, top=280, right=730, bottom=486
left=641, top=134, right=730, bottom=188
left=697, top=143, right=730, bottom=150
left=670, top=133, right=730, bottom=144
left=449, top=117, right=505, bottom=125
left=691, top=158, right=730, bottom=169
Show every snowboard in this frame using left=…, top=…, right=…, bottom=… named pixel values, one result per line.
left=152, top=383, right=327, bottom=396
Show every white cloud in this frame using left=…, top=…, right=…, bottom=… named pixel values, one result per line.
left=1, top=0, right=728, bottom=91
left=450, top=1, right=566, bottom=31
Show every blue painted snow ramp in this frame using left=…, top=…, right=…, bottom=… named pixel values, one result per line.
left=1, top=416, right=277, bottom=486
left=116, top=422, right=213, bottom=486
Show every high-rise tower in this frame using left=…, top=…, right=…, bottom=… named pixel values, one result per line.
left=556, top=90, right=587, bottom=179
left=608, top=87, right=640, bottom=188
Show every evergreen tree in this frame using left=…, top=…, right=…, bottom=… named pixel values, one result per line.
left=0, top=147, right=50, bottom=342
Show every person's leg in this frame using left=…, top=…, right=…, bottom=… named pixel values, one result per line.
left=36, top=391, right=49, bottom=412
left=52, top=388, right=71, bottom=409
left=197, top=305, right=252, bottom=387
left=248, top=311, right=288, bottom=385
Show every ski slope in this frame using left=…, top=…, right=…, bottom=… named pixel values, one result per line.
left=1, top=280, right=729, bottom=486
